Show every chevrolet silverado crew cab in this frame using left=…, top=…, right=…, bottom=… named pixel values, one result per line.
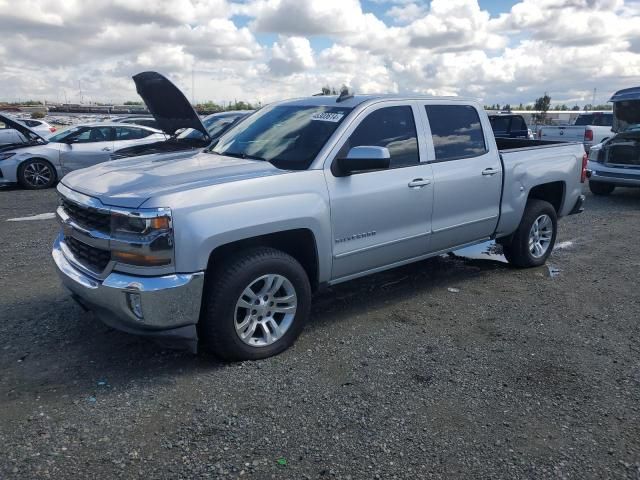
left=52, top=71, right=587, bottom=360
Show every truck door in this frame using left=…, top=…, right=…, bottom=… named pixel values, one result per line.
left=324, top=102, right=433, bottom=280
left=421, top=103, right=502, bottom=252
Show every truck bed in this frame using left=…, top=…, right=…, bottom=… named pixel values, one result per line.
left=494, top=139, right=585, bottom=239
left=495, top=137, right=569, bottom=151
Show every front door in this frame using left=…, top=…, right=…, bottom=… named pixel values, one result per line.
left=60, top=126, right=114, bottom=173
left=421, top=103, right=502, bottom=252
left=324, top=103, right=433, bottom=280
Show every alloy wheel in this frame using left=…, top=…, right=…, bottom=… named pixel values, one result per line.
left=234, top=274, right=297, bottom=347
left=23, top=161, right=52, bottom=187
left=528, top=214, right=553, bottom=258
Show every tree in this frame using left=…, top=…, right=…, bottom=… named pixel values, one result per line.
left=503, top=104, right=511, bottom=111
left=571, top=105, right=580, bottom=111
left=123, top=101, right=143, bottom=105
left=533, top=93, right=551, bottom=124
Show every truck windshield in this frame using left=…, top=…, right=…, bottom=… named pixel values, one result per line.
left=210, top=105, right=352, bottom=170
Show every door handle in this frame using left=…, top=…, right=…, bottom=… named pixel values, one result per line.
left=408, top=178, right=431, bottom=188
left=482, top=168, right=499, bottom=176
left=102, top=147, right=111, bottom=151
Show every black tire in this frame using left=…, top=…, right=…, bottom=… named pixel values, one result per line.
left=199, top=247, right=311, bottom=361
left=589, top=181, right=615, bottom=196
left=502, top=199, right=557, bottom=268
left=17, top=158, right=57, bottom=190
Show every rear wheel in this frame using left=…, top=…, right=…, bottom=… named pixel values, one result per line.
left=503, top=199, right=557, bottom=268
left=17, top=158, right=56, bottom=189
left=200, top=247, right=311, bottom=361
left=589, top=181, right=615, bottom=196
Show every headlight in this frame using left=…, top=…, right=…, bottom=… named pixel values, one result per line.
left=112, top=210, right=171, bottom=235
left=110, top=208, right=174, bottom=267
left=0, top=152, right=16, bottom=161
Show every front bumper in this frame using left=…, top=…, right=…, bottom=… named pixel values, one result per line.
left=587, top=161, right=640, bottom=187
left=52, top=234, right=204, bottom=352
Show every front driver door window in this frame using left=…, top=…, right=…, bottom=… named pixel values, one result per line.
left=324, top=103, right=434, bottom=280
left=60, top=126, right=115, bottom=172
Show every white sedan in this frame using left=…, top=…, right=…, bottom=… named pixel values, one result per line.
left=0, top=117, right=57, bottom=143
left=0, top=115, right=166, bottom=189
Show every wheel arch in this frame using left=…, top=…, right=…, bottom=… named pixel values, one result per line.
left=17, top=156, right=59, bottom=186
left=527, top=181, right=565, bottom=213
left=206, top=228, right=321, bottom=291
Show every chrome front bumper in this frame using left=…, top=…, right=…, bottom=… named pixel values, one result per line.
left=52, top=234, right=205, bottom=352
left=587, top=162, right=640, bottom=188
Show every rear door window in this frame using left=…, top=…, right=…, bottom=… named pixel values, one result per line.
left=425, top=105, right=488, bottom=161
left=116, top=127, right=151, bottom=140
left=339, top=105, right=420, bottom=168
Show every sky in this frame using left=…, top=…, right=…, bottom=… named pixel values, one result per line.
left=1, top=0, right=639, bottom=107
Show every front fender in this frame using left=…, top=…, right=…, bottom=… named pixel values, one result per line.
left=164, top=171, right=333, bottom=282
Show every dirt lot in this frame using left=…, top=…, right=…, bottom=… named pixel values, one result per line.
left=0, top=185, right=639, bottom=479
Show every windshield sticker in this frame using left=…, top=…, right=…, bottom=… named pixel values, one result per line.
left=311, top=112, right=344, bottom=122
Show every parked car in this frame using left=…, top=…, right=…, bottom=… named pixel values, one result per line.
left=112, top=110, right=252, bottom=160
left=488, top=113, right=532, bottom=139
left=537, top=112, right=614, bottom=151
left=53, top=71, right=586, bottom=360
left=111, top=117, right=160, bottom=129
left=586, top=87, right=640, bottom=195
left=0, top=115, right=166, bottom=189
left=0, top=116, right=56, bottom=145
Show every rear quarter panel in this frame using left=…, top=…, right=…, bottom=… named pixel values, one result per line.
left=497, top=143, right=584, bottom=236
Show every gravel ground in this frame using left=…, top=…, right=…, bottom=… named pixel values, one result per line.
left=0, top=185, right=639, bottom=479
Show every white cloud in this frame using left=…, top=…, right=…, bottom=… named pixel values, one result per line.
left=268, top=36, right=316, bottom=76
left=0, top=0, right=639, bottom=107
left=386, top=2, right=428, bottom=24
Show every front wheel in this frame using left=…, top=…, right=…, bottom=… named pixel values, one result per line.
left=502, top=199, right=557, bottom=268
left=17, top=158, right=57, bottom=189
left=200, top=247, right=311, bottom=361
left=589, top=181, right=615, bottom=196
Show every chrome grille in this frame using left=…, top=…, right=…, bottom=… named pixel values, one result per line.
left=61, top=197, right=111, bottom=232
left=64, top=236, right=111, bottom=273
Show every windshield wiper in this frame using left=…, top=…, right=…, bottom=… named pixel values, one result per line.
left=218, top=152, right=267, bottom=162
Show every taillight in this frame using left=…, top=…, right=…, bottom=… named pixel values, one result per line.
left=584, top=129, right=593, bottom=142
left=49, top=127, right=57, bottom=133
left=581, top=153, right=588, bottom=183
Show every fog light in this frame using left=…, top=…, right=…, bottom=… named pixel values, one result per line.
left=126, top=292, right=144, bottom=320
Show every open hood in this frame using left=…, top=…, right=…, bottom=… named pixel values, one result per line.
left=133, top=71, right=209, bottom=139
left=610, top=86, right=640, bottom=133
left=0, top=113, right=46, bottom=143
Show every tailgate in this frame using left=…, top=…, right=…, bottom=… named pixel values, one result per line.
left=539, top=126, right=585, bottom=142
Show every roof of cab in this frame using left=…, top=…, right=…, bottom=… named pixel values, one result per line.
left=278, top=94, right=477, bottom=109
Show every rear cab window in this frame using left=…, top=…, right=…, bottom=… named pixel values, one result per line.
left=574, top=113, right=613, bottom=127
left=425, top=104, right=488, bottom=161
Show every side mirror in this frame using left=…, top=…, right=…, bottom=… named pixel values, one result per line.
left=336, top=146, right=391, bottom=176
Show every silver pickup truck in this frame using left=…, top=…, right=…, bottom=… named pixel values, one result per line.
left=52, top=72, right=587, bottom=360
